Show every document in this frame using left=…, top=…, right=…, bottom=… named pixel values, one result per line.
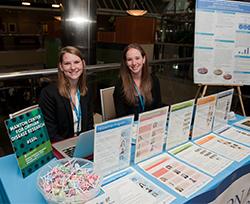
left=87, top=168, right=176, bottom=204
left=219, top=126, right=250, bottom=146
left=134, top=106, right=169, bottom=163
left=192, top=95, right=216, bottom=139
left=195, top=134, right=250, bottom=162
left=194, top=0, right=250, bottom=85
left=169, top=142, right=233, bottom=176
left=138, top=153, right=212, bottom=198
left=166, top=100, right=194, bottom=149
left=233, top=117, right=250, bottom=132
left=94, top=116, right=134, bottom=176
left=213, top=89, right=234, bottom=132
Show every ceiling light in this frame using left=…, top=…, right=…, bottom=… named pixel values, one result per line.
left=126, top=9, right=147, bottom=16
left=126, top=0, right=147, bottom=16
left=52, top=4, right=60, bottom=8
left=22, top=2, right=31, bottom=6
left=66, top=17, right=92, bottom=24
left=54, top=16, right=61, bottom=21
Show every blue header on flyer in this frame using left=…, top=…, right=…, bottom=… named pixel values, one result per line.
left=217, top=90, right=233, bottom=99
left=96, top=117, right=133, bottom=132
left=196, top=0, right=250, bottom=14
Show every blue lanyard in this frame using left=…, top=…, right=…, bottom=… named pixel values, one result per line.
left=70, top=89, right=82, bottom=134
left=133, top=83, right=145, bottom=112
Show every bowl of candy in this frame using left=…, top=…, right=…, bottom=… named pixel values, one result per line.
left=37, top=158, right=102, bottom=204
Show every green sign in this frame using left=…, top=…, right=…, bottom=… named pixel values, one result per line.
left=5, top=106, right=54, bottom=178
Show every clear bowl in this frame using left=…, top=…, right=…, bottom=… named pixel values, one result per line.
left=37, top=158, right=102, bottom=204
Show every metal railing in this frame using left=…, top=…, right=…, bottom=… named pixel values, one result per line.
left=0, top=58, right=193, bottom=81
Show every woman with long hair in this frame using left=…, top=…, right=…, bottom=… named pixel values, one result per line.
left=39, top=46, right=93, bottom=142
left=113, top=43, right=162, bottom=120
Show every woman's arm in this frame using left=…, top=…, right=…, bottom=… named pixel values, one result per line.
left=113, top=80, right=128, bottom=118
left=38, top=85, right=63, bottom=142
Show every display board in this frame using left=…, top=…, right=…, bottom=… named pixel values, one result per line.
left=194, top=0, right=250, bottom=85
left=4, top=105, right=54, bottom=178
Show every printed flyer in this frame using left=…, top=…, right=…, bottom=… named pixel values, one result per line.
left=166, top=100, right=194, bottom=150
left=134, top=106, right=169, bottom=163
left=233, top=117, right=250, bottom=132
left=138, top=153, right=212, bottom=198
left=213, top=89, right=234, bottom=132
left=195, top=134, right=250, bottom=162
left=86, top=168, right=176, bottom=204
left=192, top=95, right=216, bottom=139
left=5, top=105, right=54, bottom=178
left=169, top=142, right=233, bottom=176
left=94, top=116, right=134, bottom=176
left=219, top=126, right=250, bottom=146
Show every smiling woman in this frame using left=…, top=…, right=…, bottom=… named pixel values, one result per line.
left=113, top=43, right=162, bottom=121
left=38, top=46, right=94, bottom=142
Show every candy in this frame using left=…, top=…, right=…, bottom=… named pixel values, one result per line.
left=38, top=159, right=102, bottom=203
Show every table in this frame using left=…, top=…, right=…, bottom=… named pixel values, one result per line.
left=0, top=115, right=249, bottom=203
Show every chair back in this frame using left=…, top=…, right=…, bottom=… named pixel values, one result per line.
left=100, top=86, right=116, bottom=121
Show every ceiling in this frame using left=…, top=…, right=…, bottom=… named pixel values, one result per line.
left=0, top=0, right=192, bottom=16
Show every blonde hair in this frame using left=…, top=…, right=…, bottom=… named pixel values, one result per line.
left=120, top=43, right=152, bottom=105
left=57, top=46, right=87, bottom=98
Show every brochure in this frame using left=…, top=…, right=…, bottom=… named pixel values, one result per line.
left=94, top=116, right=134, bottom=176
left=134, top=106, right=169, bottom=163
left=219, top=126, right=250, bottom=146
left=166, top=100, right=194, bottom=150
left=233, top=117, right=250, bottom=132
left=192, top=95, right=217, bottom=139
left=169, top=142, right=233, bottom=176
left=4, top=105, right=54, bottom=178
left=86, top=167, right=176, bottom=204
left=195, top=134, right=250, bottom=162
left=138, top=153, right=212, bottom=198
left=213, top=89, right=234, bottom=132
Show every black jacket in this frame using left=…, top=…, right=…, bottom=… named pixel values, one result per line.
left=38, top=83, right=93, bottom=142
left=113, top=74, right=162, bottom=121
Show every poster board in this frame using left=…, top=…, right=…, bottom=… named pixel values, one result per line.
left=194, top=0, right=250, bottom=85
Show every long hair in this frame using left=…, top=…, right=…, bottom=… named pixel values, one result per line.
left=57, top=46, right=87, bottom=98
left=120, top=43, right=152, bottom=105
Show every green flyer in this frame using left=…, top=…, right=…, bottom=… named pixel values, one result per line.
left=5, top=105, right=54, bottom=178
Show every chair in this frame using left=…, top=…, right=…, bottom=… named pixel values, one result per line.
left=100, top=86, right=116, bottom=121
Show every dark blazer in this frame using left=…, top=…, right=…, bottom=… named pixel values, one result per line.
left=38, top=83, right=93, bottom=142
left=113, top=74, right=162, bottom=121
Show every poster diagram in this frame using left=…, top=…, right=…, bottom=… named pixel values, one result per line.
left=194, top=0, right=250, bottom=85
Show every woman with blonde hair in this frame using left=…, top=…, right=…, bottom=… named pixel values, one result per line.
left=113, top=43, right=162, bottom=120
left=39, top=46, right=93, bottom=142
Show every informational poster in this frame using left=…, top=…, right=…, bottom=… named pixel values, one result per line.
left=194, top=0, right=250, bottom=85
left=138, top=153, right=212, bottom=198
left=169, top=142, right=233, bottom=176
left=195, top=134, right=250, bottom=162
left=4, top=106, right=54, bottom=178
left=192, top=95, right=217, bottom=139
left=213, top=89, right=234, bottom=131
left=87, top=168, right=176, bottom=204
left=134, top=107, right=169, bottom=163
left=94, top=116, right=134, bottom=176
left=219, top=126, right=250, bottom=146
left=166, top=100, right=194, bottom=150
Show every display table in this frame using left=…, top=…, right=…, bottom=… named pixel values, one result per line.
left=0, top=115, right=249, bottom=203
left=0, top=151, right=249, bottom=203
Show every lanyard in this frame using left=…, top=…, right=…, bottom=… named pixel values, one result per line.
left=133, top=83, right=145, bottom=112
left=70, top=89, right=82, bottom=134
